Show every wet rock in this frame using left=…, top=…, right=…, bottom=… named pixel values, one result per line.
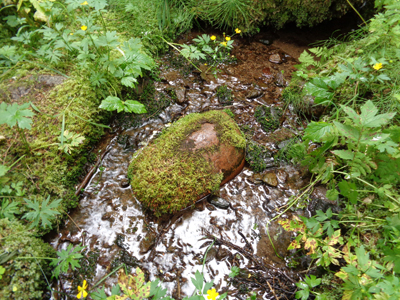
left=205, top=203, right=216, bottom=211
left=251, top=173, right=264, bottom=184
left=308, top=186, right=340, bottom=216
left=120, top=178, right=130, bottom=188
left=274, top=71, right=286, bottom=87
left=269, top=53, right=282, bottom=64
left=216, top=247, right=231, bottom=261
left=129, top=110, right=246, bottom=215
left=246, top=89, right=263, bottom=99
left=139, top=231, right=157, bottom=254
left=259, top=39, right=271, bottom=45
left=115, top=234, right=127, bottom=249
left=208, top=195, right=230, bottom=209
left=174, top=87, right=187, bottom=104
left=102, top=211, right=115, bottom=223
left=262, top=171, right=278, bottom=187
left=204, top=247, right=217, bottom=264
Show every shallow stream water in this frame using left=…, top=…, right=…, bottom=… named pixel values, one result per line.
left=50, top=27, right=345, bottom=299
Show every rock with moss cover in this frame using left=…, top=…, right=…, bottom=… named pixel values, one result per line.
left=128, top=110, right=246, bottom=216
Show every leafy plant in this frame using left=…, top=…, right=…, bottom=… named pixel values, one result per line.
left=0, top=102, right=36, bottom=151
left=229, top=266, right=240, bottom=278
left=50, top=243, right=85, bottom=279
left=295, top=275, right=325, bottom=300
left=99, top=96, right=147, bottom=114
left=22, top=195, right=62, bottom=229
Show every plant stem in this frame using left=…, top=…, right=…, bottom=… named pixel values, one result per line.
left=17, top=126, right=30, bottom=153
left=346, top=0, right=367, bottom=26
left=90, top=263, right=125, bottom=291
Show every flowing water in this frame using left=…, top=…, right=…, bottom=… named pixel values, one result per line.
left=50, top=27, right=345, bottom=299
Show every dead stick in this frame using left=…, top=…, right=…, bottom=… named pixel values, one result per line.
left=267, top=281, right=279, bottom=300
left=75, top=149, right=110, bottom=196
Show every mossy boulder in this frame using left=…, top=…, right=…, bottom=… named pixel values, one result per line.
left=128, top=110, right=246, bottom=216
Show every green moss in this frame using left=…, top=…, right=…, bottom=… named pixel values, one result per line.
left=0, top=219, right=56, bottom=300
left=245, top=141, right=273, bottom=173
left=128, top=110, right=245, bottom=216
left=254, top=106, right=281, bottom=132
left=217, top=85, right=233, bottom=106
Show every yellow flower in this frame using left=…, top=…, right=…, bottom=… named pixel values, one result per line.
left=235, top=28, right=241, bottom=34
left=221, top=42, right=227, bottom=47
left=12, top=286, right=17, bottom=292
left=225, top=36, right=231, bottom=41
left=81, top=25, right=88, bottom=31
left=207, top=288, right=219, bottom=300
left=210, top=35, right=216, bottom=41
left=373, top=62, right=383, bottom=70
left=70, top=32, right=74, bottom=35
left=81, top=1, right=88, bottom=5
left=77, top=280, right=88, bottom=299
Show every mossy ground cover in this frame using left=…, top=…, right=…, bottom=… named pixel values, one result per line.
left=128, top=110, right=245, bottom=216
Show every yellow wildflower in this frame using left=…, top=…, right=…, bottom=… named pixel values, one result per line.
left=12, top=286, right=17, bottom=292
left=81, top=1, right=88, bottom=5
left=235, top=28, right=241, bottom=34
left=77, top=280, right=88, bottom=299
left=221, top=42, right=227, bottom=47
left=207, top=288, right=219, bottom=300
left=210, top=35, right=216, bottom=41
left=81, top=25, right=88, bottom=31
left=70, top=32, right=74, bottom=35
left=373, top=62, right=383, bottom=70
left=225, top=36, right=231, bottom=41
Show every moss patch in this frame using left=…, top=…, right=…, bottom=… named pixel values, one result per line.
left=128, top=110, right=245, bottom=216
left=0, top=219, right=56, bottom=300
left=254, top=106, right=281, bottom=132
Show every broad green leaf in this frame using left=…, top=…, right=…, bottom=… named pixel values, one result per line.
left=332, top=150, right=355, bottom=160
left=124, top=100, right=147, bottom=114
left=303, top=122, right=333, bottom=142
left=326, top=188, right=339, bottom=200
left=0, top=165, right=10, bottom=177
left=333, top=121, right=360, bottom=141
left=341, top=105, right=361, bottom=126
left=360, top=100, right=396, bottom=127
left=0, top=103, right=34, bottom=129
left=338, top=180, right=358, bottom=204
left=191, top=270, right=204, bottom=291
left=0, top=200, right=19, bottom=220
left=99, top=96, right=125, bottom=113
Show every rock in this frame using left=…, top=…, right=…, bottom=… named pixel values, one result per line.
left=174, top=87, right=187, bottom=104
left=246, top=89, right=263, bottom=99
left=37, top=75, right=65, bottom=86
left=259, top=39, right=271, bottom=45
left=308, top=186, right=340, bottom=216
left=216, top=247, right=231, bottom=261
left=262, top=171, right=278, bottom=187
left=204, top=247, right=217, bottom=264
left=139, top=231, right=157, bottom=254
left=269, top=54, right=282, bottom=64
left=120, top=178, right=130, bottom=188
left=274, top=71, right=286, bottom=87
left=128, top=110, right=246, bottom=216
left=0, top=136, right=6, bottom=144
left=208, top=195, right=230, bottom=209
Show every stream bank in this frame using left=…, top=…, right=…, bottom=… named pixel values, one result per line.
left=48, top=23, right=354, bottom=299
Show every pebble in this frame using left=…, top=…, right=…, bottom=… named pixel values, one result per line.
left=269, top=53, right=282, bottom=64
left=209, top=195, right=230, bottom=209
left=262, top=171, right=278, bottom=187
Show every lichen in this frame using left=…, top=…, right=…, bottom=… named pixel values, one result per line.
left=128, top=110, right=245, bottom=216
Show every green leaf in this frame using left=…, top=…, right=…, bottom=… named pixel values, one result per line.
left=229, top=266, right=240, bottom=278
left=0, top=200, right=19, bottom=220
left=22, top=195, right=61, bottom=229
left=121, top=76, right=137, bottom=88
left=332, top=150, right=355, bottom=160
left=383, top=247, right=400, bottom=273
left=50, top=243, right=85, bottom=279
left=303, top=122, right=333, bottom=142
left=124, top=100, right=147, bottom=114
left=0, top=103, right=34, bottom=129
left=333, top=121, right=360, bottom=141
left=326, top=189, right=339, bottom=200
left=338, top=180, right=358, bottom=204
left=0, top=165, right=10, bottom=177
left=304, top=275, right=322, bottom=288
left=99, top=96, right=125, bottom=113
left=191, top=270, right=204, bottom=291
left=360, top=100, right=396, bottom=128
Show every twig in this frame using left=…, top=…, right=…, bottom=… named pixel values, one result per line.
left=75, top=149, right=111, bottom=196
left=267, top=281, right=279, bottom=300
left=64, top=210, right=82, bottom=232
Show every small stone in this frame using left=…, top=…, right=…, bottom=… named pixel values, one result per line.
left=120, top=178, right=130, bottom=188
left=262, top=171, right=278, bottom=187
left=204, top=247, right=217, bottom=264
left=274, top=72, right=286, bottom=87
left=251, top=173, right=264, bottom=184
left=175, top=87, right=187, bottom=104
left=216, top=247, right=231, bottom=261
left=139, top=231, right=157, bottom=254
left=269, top=53, right=282, bottom=64
left=0, top=136, right=6, bottom=144
left=259, top=39, right=271, bottom=45
left=102, top=211, right=114, bottom=221
left=246, top=89, right=263, bottom=99
left=209, top=195, right=230, bottom=209
left=206, top=203, right=216, bottom=211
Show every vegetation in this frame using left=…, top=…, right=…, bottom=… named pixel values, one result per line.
left=0, top=0, right=398, bottom=298
left=278, top=1, right=400, bottom=299
left=128, top=110, right=245, bottom=216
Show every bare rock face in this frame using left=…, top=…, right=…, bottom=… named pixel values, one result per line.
left=128, top=110, right=246, bottom=216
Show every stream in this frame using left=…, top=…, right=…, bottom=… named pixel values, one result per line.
left=50, top=25, right=349, bottom=299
